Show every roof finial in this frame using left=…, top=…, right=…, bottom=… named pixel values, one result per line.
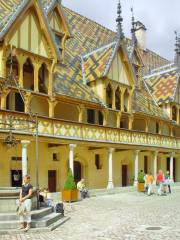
left=131, top=7, right=137, bottom=48
left=116, top=0, right=124, bottom=40
left=175, top=30, right=180, bottom=70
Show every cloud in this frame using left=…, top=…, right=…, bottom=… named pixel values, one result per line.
left=62, top=0, right=180, bottom=60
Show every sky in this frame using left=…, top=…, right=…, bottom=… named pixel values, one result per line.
left=62, top=0, right=180, bottom=61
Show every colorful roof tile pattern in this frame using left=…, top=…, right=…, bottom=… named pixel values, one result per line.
left=82, top=42, right=117, bottom=82
left=133, top=88, right=169, bottom=119
left=53, top=70, right=104, bottom=105
left=144, top=69, right=178, bottom=104
left=0, top=0, right=172, bottom=116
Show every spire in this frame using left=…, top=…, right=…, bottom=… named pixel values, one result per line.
left=131, top=7, right=137, bottom=48
left=116, top=0, right=124, bottom=40
left=175, top=30, right=180, bottom=71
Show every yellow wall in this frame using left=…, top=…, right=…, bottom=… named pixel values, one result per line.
left=9, top=11, right=48, bottom=58
left=49, top=10, right=64, bottom=33
left=0, top=141, right=180, bottom=189
left=54, top=102, right=79, bottom=121
left=30, top=96, right=49, bottom=117
left=108, top=52, right=130, bottom=85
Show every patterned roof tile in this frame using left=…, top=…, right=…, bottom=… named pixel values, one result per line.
left=145, top=69, right=178, bottom=104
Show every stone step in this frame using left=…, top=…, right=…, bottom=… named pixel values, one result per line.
left=0, top=207, right=53, bottom=221
left=0, top=212, right=63, bottom=230
left=0, top=216, right=70, bottom=235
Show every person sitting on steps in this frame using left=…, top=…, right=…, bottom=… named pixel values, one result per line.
left=77, top=179, right=88, bottom=199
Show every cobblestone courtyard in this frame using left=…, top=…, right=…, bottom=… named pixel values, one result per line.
left=1, top=188, right=180, bottom=240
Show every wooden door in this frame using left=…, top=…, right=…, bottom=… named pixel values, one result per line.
left=122, top=165, right=128, bottom=187
left=74, top=161, right=81, bottom=183
left=48, top=170, right=56, bottom=192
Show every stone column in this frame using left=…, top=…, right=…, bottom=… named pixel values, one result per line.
left=170, top=152, right=175, bottom=182
left=107, top=148, right=114, bottom=189
left=153, top=151, right=158, bottom=183
left=21, top=140, right=30, bottom=177
left=134, top=150, right=140, bottom=186
left=69, top=144, right=76, bottom=175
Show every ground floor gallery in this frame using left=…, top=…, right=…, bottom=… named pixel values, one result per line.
left=0, top=139, right=180, bottom=191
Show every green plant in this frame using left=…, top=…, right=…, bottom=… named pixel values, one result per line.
left=64, top=169, right=77, bottom=190
left=137, top=171, right=145, bottom=183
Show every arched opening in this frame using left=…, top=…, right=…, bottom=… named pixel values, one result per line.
left=23, top=58, right=34, bottom=90
left=98, top=111, right=103, bottom=126
left=132, top=118, right=146, bottom=132
left=73, top=161, right=82, bottom=183
left=120, top=116, right=129, bottom=129
left=148, top=119, right=157, bottom=134
left=106, top=84, right=112, bottom=108
left=6, top=92, right=24, bottom=112
left=172, top=106, right=177, bottom=121
left=30, top=96, right=49, bottom=117
left=161, top=123, right=170, bottom=136
left=54, top=102, right=79, bottom=121
left=38, top=63, right=48, bottom=94
left=6, top=55, right=19, bottom=86
left=107, top=111, right=116, bottom=127
left=124, top=89, right=129, bottom=112
left=115, top=87, right=121, bottom=110
left=174, top=127, right=180, bottom=137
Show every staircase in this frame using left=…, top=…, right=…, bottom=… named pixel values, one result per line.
left=0, top=207, right=69, bottom=234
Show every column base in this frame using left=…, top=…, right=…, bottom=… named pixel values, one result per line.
left=134, top=180, right=138, bottom=187
left=107, top=181, right=114, bottom=189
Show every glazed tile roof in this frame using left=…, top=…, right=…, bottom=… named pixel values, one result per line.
left=82, top=42, right=117, bottom=82
left=53, top=70, right=104, bottom=105
left=133, top=88, right=169, bottom=119
left=144, top=67, right=178, bottom=104
left=0, top=0, right=172, bottom=111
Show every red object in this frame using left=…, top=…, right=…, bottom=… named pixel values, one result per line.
left=157, top=174, right=164, bottom=183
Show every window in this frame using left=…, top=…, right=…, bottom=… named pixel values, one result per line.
left=95, top=154, right=102, bottom=170
left=98, top=111, right=103, bottom=125
left=53, top=153, right=59, bottom=161
left=156, top=122, right=159, bottom=134
left=87, top=109, right=95, bottom=124
left=55, top=34, right=63, bottom=55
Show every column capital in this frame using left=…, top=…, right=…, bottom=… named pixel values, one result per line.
left=170, top=152, right=175, bottom=157
left=153, top=151, right=158, bottom=157
left=108, top=148, right=115, bottom=154
left=134, top=150, right=140, bottom=155
left=21, top=140, right=30, bottom=147
left=69, top=144, right=77, bottom=150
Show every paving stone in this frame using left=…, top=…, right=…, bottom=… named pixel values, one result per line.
left=0, top=188, right=180, bottom=239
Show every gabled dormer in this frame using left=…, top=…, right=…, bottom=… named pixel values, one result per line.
left=47, top=2, right=71, bottom=62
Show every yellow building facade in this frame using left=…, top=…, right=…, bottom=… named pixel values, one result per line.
left=0, top=0, right=180, bottom=192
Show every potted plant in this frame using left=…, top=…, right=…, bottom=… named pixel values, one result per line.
left=137, top=171, right=145, bottom=192
left=61, top=169, right=78, bottom=202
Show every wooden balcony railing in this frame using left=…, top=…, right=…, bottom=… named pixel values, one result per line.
left=0, top=110, right=180, bottom=150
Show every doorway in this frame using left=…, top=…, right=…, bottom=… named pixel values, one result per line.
left=166, top=157, right=176, bottom=181
left=74, top=161, right=81, bottom=183
left=48, top=170, right=57, bottom=192
left=122, top=165, right=128, bottom=187
left=11, top=170, right=22, bottom=187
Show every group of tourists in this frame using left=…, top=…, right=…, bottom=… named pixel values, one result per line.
left=143, top=170, right=172, bottom=196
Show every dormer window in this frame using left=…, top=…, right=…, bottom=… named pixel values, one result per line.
left=55, top=33, right=64, bottom=56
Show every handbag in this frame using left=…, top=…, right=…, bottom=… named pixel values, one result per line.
left=16, top=203, right=26, bottom=216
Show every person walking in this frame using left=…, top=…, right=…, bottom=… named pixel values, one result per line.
left=165, top=171, right=171, bottom=194
left=146, top=173, right=154, bottom=196
left=156, top=170, right=165, bottom=195
left=18, top=175, right=33, bottom=232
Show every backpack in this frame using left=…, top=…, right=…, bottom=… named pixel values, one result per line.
left=55, top=203, right=64, bottom=215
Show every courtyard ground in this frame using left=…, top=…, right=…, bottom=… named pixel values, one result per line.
left=0, top=187, right=180, bottom=240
